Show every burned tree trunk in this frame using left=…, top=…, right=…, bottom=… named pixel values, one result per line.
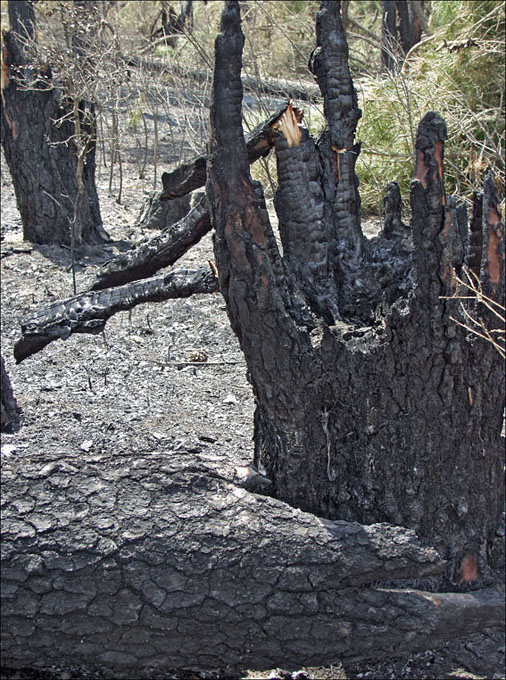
left=207, top=0, right=504, bottom=587
left=381, top=0, right=423, bottom=71
left=1, top=450, right=504, bottom=675
left=0, top=0, right=107, bottom=246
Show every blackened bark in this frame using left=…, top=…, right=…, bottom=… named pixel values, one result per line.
left=308, top=0, right=363, bottom=297
left=90, top=194, right=211, bottom=290
left=206, top=0, right=505, bottom=587
left=381, top=0, right=423, bottom=72
left=381, top=0, right=397, bottom=71
left=14, top=265, right=219, bottom=363
left=1, top=450, right=504, bottom=674
left=466, top=190, right=484, bottom=277
left=0, top=1, right=107, bottom=246
left=7, top=0, right=35, bottom=45
left=1, top=356, right=20, bottom=432
left=382, top=181, right=407, bottom=238
left=161, top=103, right=291, bottom=199
left=396, top=0, right=421, bottom=53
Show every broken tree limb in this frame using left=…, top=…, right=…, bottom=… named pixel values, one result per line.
left=1, top=449, right=504, bottom=676
left=92, top=104, right=297, bottom=292
left=160, top=102, right=292, bottom=199
left=90, top=193, right=211, bottom=291
left=14, top=265, right=219, bottom=363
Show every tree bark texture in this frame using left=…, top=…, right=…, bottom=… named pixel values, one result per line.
left=14, top=265, right=219, bottom=363
left=1, top=451, right=504, bottom=675
left=0, top=1, right=107, bottom=246
left=206, top=0, right=505, bottom=586
left=137, top=192, right=192, bottom=230
left=1, top=356, right=20, bottom=432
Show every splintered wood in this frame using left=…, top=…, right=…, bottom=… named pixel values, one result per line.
left=274, top=101, right=303, bottom=148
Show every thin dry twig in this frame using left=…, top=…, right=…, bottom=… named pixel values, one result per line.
left=442, top=267, right=505, bottom=358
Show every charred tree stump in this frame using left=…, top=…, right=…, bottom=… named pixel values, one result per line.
left=206, top=0, right=505, bottom=587
left=0, top=1, right=108, bottom=246
left=1, top=356, right=20, bottom=432
left=14, top=265, right=219, bottom=363
left=1, top=451, right=504, bottom=675
left=137, top=192, right=192, bottom=231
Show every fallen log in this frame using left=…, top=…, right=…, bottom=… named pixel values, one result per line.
left=160, top=102, right=296, bottom=199
left=1, top=449, right=503, bottom=676
left=91, top=193, right=211, bottom=291
left=14, top=265, right=219, bottom=363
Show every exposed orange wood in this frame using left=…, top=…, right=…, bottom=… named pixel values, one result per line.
left=331, top=146, right=351, bottom=181
left=414, top=149, right=428, bottom=188
left=486, top=206, right=504, bottom=286
left=434, top=141, right=446, bottom=206
left=274, top=101, right=303, bottom=148
left=460, top=553, right=478, bottom=584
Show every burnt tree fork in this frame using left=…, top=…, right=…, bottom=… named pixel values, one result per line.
left=206, top=0, right=504, bottom=586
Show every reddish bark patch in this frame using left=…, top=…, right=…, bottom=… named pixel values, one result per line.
left=434, top=141, right=446, bottom=206
left=460, top=553, right=478, bottom=583
left=414, top=150, right=428, bottom=188
left=486, top=206, right=504, bottom=286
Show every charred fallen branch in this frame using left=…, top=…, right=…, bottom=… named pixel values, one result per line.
left=1, top=450, right=504, bottom=675
left=160, top=102, right=295, bottom=199
left=14, top=265, right=218, bottom=363
left=91, top=194, right=211, bottom=291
